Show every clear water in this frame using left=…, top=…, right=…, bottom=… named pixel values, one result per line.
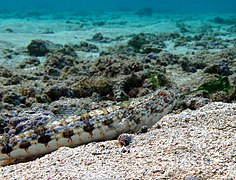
left=0, top=0, right=235, bottom=14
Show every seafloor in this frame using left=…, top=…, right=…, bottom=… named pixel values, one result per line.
left=0, top=9, right=236, bottom=179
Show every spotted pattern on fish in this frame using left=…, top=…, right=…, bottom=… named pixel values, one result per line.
left=0, top=89, right=176, bottom=164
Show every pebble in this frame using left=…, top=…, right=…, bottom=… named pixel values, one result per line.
left=117, top=133, right=133, bottom=146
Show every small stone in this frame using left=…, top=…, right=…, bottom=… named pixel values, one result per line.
left=117, top=133, right=132, bottom=146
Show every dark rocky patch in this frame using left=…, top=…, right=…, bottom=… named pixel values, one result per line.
left=90, top=55, right=143, bottom=77
left=2, top=92, right=24, bottom=106
left=71, top=77, right=112, bottom=98
left=128, top=33, right=166, bottom=53
left=27, top=39, right=62, bottom=56
left=92, top=32, right=104, bottom=42
left=17, top=57, right=40, bottom=69
left=45, top=83, right=74, bottom=101
left=204, top=62, right=233, bottom=76
left=0, top=66, right=13, bottom=78
left=44, top=53, right=78, bottom=70
left=179, top=57, right=197, bottom=73
left=91, top=32, right=112, bottom=43
left=72, top=41, right=99, bottom=52
left=53, top=45, right=77, bottom=57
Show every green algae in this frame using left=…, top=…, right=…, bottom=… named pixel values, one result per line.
left=182, top=75, right=233, bottom=98
left=148, top=72, right=170, bottom=89
left=149, top=73, right=160, bottom=89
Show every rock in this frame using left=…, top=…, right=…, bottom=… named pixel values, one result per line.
left=45, top=67, right=61, bottom=77
left=71, top=77, right=112, bottom=98
left=5, top=75, right=22, bottom=85
left=73, top=41, right=99, bottom=52
left=44, top=53, right=77, bottom=69
left=3, top=92, right=25, bottom=106
left=191, top=60, right=207, bottom=69
left=128, top=33, right=149, bottom=52
left=53, top=45, right=77, bottom=57
left=90, top=55, right=143, bottom=77
left=179, top=57, right=197, bottom=73
left=204, top=62, right=233, bottom=76
left=118, top=133, right=133, bottom=146
left=45, top=83, right=74, bottom=101
left=0, top=66, right=13, bottom=78
left=91, top=33, right=111, bottom=43
left=145, top=52, right=179, bottom=66
left=92, top=32, right=104, bottom=42
left=27, top=39, right=62, bottom=56
left=140, top=44, right=162, bottom=54
left=18, top=57, right=40, bottom=68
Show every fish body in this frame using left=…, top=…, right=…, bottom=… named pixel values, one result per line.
left=0, top=89, right=176, bottom=163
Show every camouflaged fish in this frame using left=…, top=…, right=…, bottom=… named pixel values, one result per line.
left=0, top=89, right=176, bottom=164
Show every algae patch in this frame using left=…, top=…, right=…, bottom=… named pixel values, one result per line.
left=182, top=75, right=233, bottom=97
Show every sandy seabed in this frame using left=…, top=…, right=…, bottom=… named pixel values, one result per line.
left=1, top=102, right=235, bottom=179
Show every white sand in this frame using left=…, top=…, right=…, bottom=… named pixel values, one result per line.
left=1, top=102, right=235, bottom=179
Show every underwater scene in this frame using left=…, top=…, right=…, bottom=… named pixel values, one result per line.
left=0, top=0, right=236, bottom=179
